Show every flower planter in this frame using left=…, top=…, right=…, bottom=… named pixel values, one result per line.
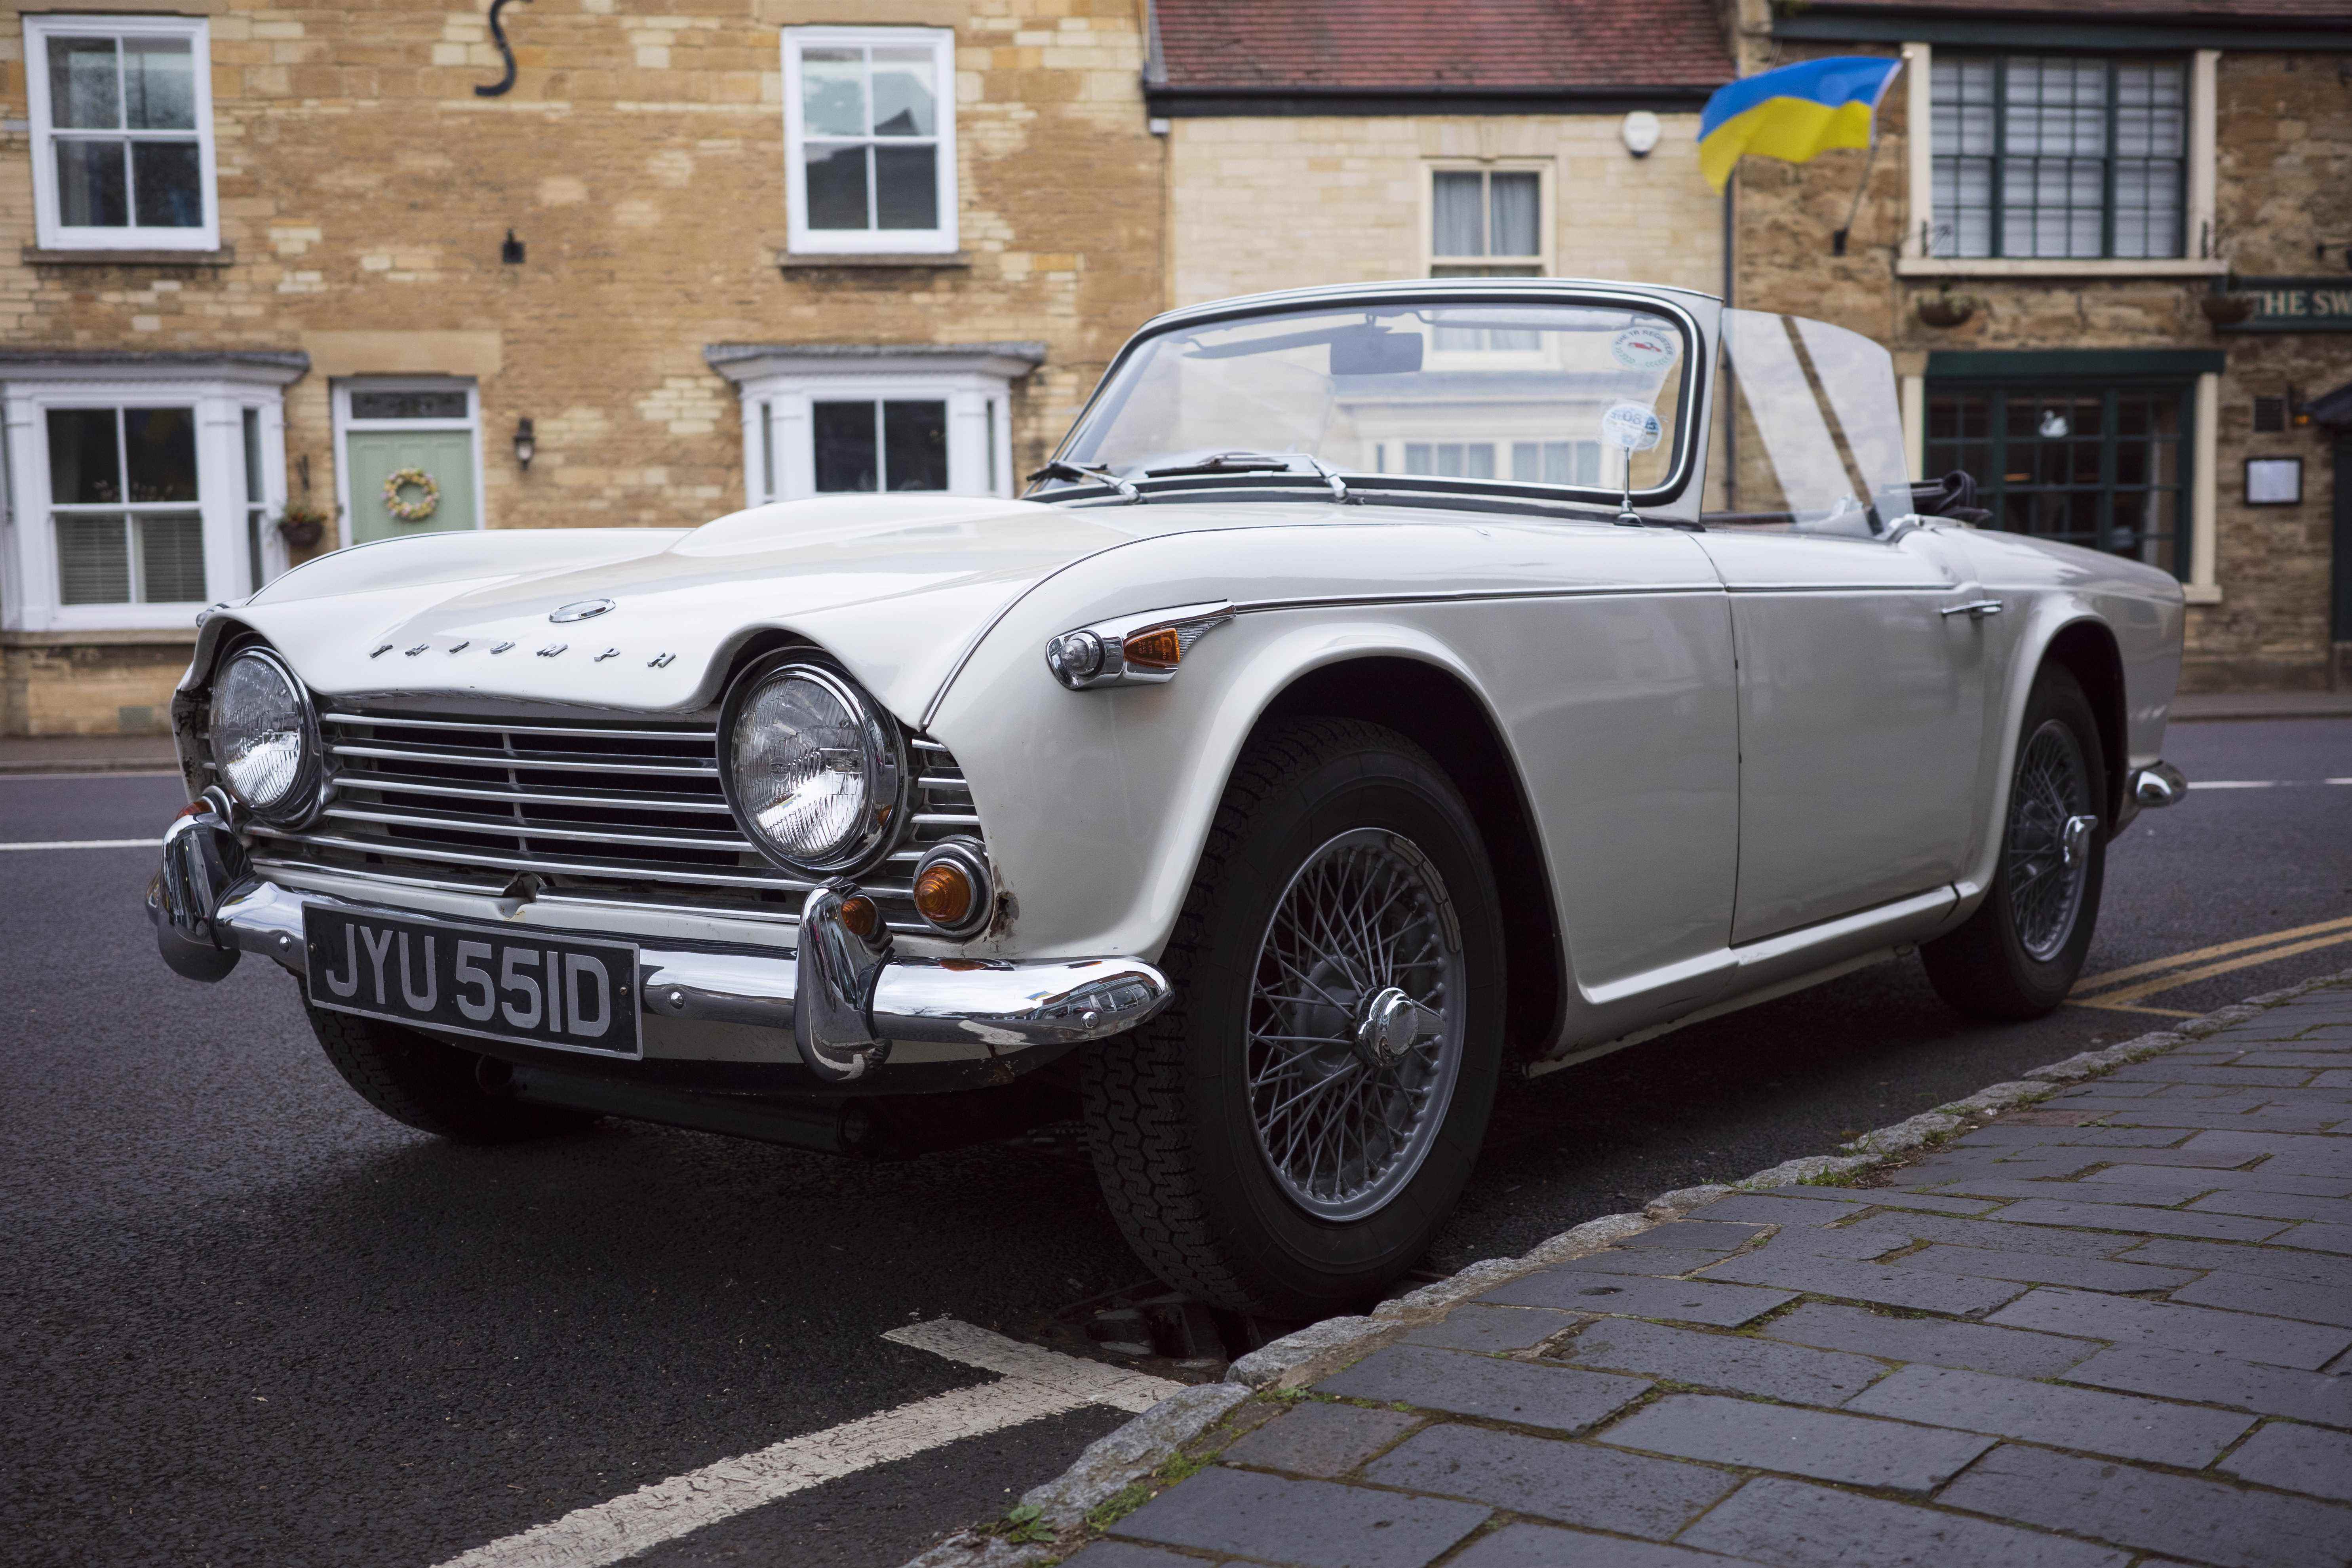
left=1916, top=293, right=1977, bottom=329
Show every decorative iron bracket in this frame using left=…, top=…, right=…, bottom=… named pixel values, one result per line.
left=474, top=0, right=531, bottom=98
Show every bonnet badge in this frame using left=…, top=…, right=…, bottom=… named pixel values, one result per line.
left=549, top=598, right=615, bottom=624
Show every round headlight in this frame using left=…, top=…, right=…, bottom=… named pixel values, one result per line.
left=721, top=659, right=904, bottom=875
left=209, top=648, right=316, bottom=819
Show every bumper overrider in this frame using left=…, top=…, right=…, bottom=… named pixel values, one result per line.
left=148, top=791, right=1172, bottom=1090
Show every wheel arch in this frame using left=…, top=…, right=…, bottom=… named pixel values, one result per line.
left=1250, top=655, right=1565, bottom=1063
left=2038, top=617, right=2129, bottom=829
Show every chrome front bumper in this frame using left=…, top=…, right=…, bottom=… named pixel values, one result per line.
left=149, top=797, right=1171, bottom=1086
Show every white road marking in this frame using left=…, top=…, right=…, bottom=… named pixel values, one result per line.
left=429, top=1320, right=1182, bottom=1568
left=2189, top=779, right=2352, bottom=790
left=885, top=1317, right=1185, bottom=1414
left=0, top=837, right=162, bottom=852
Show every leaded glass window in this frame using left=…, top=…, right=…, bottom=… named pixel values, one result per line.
left=1926, top=382, right=2188, bottom=576
left=1930, top=56, right=2185, bottom=260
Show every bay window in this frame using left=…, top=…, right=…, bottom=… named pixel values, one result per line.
left=707, top=344, right=1040, bottom=506
left=1, top=357, right=298, bottom=633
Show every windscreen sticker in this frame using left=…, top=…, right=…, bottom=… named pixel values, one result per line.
left=1600, top=402, right=1664, bottom=451
left=1610, top=325, right=1677, bottom=372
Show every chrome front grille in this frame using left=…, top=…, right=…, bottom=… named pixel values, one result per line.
left=239, top=708, right=980, bottom=932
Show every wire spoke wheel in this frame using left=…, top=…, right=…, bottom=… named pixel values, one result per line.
left=2005, top=717, right=2094, bottom=963
left=1245, top=826, right=1466, bottom=1222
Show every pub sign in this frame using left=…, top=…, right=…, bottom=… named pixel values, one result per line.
left=2217, top=277, right=2352, bottom=333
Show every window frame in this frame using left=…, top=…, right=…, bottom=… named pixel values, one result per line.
left=1924, top=373, right=2194, bottom=578
left=1928, top=52, right=2188, bottom=263
left=745, top=375, right=1009, bottom=505
left=0, top=370, right=289, bottom=633
left=781, top=26, right=959, bottom=257
left=23, top=13, right=221, bottom=253
left=1898, top=41, right=2220, bottom=279
left=1423, top=162, right=1553, bottom=278
left=714, top=354, right=1020, bottom=507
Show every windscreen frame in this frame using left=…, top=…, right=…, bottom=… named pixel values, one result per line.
left=1042, top=284, right=1712, bottom=514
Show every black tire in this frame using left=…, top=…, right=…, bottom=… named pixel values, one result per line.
left=1922, top=664, right=2108, bottom=1020
left=1081, top=718, right=1507, bottom=1318
left=305, top=1002, right=596, bottom=1143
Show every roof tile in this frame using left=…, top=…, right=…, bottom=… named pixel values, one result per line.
left=1153, top=0, right=1736, bottom=93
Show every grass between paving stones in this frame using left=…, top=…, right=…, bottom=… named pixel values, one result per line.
left=981, top=1393, right=1289, bottom=1554
left=920, top=968, right=2352, bottom=1568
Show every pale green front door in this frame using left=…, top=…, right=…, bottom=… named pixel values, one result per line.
left=345, top=429, right=478, bottom=544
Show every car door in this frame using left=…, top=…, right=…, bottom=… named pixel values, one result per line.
left=1703, top=308, right=1990, bottom=944
left=1696, top=527, right=1990, bottom=943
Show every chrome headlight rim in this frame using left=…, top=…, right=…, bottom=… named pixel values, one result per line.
left=206, top=644, right=325, bottom=827
left=718, top=653, right=908, bottom=877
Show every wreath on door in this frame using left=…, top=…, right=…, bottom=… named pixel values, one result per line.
left=382, top=467, right=440, bottom=522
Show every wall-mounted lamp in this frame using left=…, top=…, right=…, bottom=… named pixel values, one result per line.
left=1621, top=110, right=1661, bottom=158
left=502, top=229, right=525, bottom=265
left=513, top=417, right=536, bottom=470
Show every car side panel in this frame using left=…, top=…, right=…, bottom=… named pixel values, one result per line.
left=1936, top=525, right=2186, bottom=925
left=925, top=519, right=1743, bottom=1034
left=1693, top=529, right=1988, bottom=944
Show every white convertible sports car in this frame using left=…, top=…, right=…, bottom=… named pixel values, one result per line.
left=153, top=279, right=2187, bottom=1315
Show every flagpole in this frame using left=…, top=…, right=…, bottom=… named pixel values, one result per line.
left=1831, top=127, right=1880, bottom=257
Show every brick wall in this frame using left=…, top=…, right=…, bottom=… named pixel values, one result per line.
left=0, top=635, right=190, bottom=735
left=0, top=0, right=1163, bottom=731
left=1166, top=113, right=1724, bottom=308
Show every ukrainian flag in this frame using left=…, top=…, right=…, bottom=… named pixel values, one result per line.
left=1698, top=57, right=1905, bottom=193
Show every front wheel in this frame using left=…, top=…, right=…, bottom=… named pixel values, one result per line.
left=1082, top=719, right=1507, bottom=1318
left=1922, top=664, right=2108, bottom=1019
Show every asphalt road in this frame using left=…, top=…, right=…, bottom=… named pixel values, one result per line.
left=3, top=717, right=2347, bottom=1568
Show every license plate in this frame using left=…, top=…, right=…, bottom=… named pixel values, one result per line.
left=304, top=907, right=641, bottom=1058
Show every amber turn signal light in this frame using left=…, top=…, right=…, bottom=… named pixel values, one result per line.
left=910, top=839, right=992, bottom=937
left=836, top=893, right=882, bottom=939
left=913, top=861, right=975, bottom=928
left=1121, top=626, right=1184, bottom=670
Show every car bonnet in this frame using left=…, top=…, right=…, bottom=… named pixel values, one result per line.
left=192, top=493, right=1340, bottom=722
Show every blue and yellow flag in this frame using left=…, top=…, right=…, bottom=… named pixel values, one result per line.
left=1698, top=57, right=1905, bottom=193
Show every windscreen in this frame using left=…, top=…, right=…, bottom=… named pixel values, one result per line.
left=1707, top=309, right=1911, bottom=537
left=1054, top=299, right=1694, bottom=499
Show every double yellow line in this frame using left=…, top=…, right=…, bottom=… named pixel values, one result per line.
left=2068, top=914, right=2352, bottom=1016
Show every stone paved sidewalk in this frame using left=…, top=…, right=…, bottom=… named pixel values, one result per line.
left=1067, top=982, right=2352, bottom=1568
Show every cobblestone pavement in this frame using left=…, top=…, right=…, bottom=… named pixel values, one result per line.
left=1069, top=982, right=2352, bottom=1568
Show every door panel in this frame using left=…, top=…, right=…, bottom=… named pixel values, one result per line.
left=1697, top=531, right=1988, bottom=944
left=345, top=430, right=478, bottom=544
left=1498, top=585, right=1740, bottom=1003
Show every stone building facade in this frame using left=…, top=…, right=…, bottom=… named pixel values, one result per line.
left=6, top=0, right=2345, bottom=733
left=1724, top=0, right=2352, bottom=691
left=0, top=0, right=1161, bottom=733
